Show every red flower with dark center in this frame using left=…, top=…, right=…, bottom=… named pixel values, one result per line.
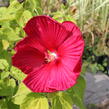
left=12, top=15, right=84, bottom=92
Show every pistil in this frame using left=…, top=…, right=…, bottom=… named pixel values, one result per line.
left=45, top=50, right=58, bottom=63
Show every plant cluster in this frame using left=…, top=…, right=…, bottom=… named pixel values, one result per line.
left=0, top=0, right=86, bottom=109
left=0, top=0, right=109, bottom=108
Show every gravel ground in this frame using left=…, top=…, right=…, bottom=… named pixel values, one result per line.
left=0, top=0, right=9, bottom=7
left=84, top=72, right=109, bottom=109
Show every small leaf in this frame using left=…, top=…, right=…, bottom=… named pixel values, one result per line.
left=1, top=71, right=10, bottom=79
left=0, top=7, right=15, bottom=22
left=2, top=27, right=21, bottom=41
left=17, top=10, right=32, bottom=27
left=0, top=40, right=3, bottom=50
left=0, top=79, right=16, bottom=96
left=0, top=59, right=9, bottom=70
left=0, top=50, right=11, bottom=65
left=23, top=0, right=41, bottom=12
left=64, top=15, right=77, bottom=24
left=2, top=40, right=9, bottom=50
left=9, top=0, right=23, bottom=15
left=10, top=66, right=26, bottom=81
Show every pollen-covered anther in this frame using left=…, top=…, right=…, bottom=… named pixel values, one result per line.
left=45, top=50, right=58, bottom=63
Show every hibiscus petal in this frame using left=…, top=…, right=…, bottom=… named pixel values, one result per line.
left=24, top=15, right=69, bottom=50
left=23, top=21, right=84, bottom=92
left=23, top=61, right=77, bottom=92
left=12, top=46, right=45, bottom=74
left=59, top=21, right=84, bottom=73
left=15, top=36, right=46, bottom=53
left=62, top=21, right=76, bottom=32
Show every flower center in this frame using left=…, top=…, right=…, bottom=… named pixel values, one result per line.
left=45, top=50, right=58, bottom=63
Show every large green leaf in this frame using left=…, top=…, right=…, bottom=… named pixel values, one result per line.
left=7, top=100, right=20, bottom=109
left=67, top=75, right=86, bottom=109
left=0, top=99, right=20, bottom=109
left=0, top=79, right=16, bottom=96
left=72, top=75, right=86, bottom=99
left=72, top=94, right=86, bottom=109
left=20, top=93, right=49, bottom=109
left=51, top=92, right=73, bottom=109
left=12, top=83, right=31, bottom=105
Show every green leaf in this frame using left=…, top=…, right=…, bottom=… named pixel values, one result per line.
left=90, top=63, right=98, bottom=73
left=0, top=7, right=15, bottom=22
left=0, top=79, right=16, bottom=96
left=1, top=71, right=10, bottom=79
left=0, top=27, right=21, bottom=41
left=0, top=22, right=10, bottom=28
left=0, top=59, right=9, bottom=70
left=67, top=75, right=86, bottom=109
left=7, top=100, right=20, bottom=109
left=10, top=66, right=26, bottom=81
left=0, top=50, right=11, bottom=65
left=0, top=99, right=8, bottom=109
left=64, top=15, right=77, bottom=24
left=9, top=0, right=23, bottom=15
left=72, top=94, right=86, bottom=109
left=72, top=75, right=86, bottom=99
left=23, top=0, right=36, bottom=11
left=0, top=40, right=3, bottom=50
left=0, top=0, right=23, bottom=22
left=12, top=83, right=31, bottom=105
left=23, top=0, right=41, bottom=12
left=34, top=8, right=42, bottom=15
left=52, top=11, right=64, bottom=22
left=2, top=40, right=9, bottom=50
left=20, top=93, right=49, bottom=109
left=51, top=92, right=73, bottom=109
left=17, top=10, right=32, bottom=27
left=0, top=99, right=20, bottom=109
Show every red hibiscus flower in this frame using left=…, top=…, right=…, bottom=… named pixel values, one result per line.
left=12, top=15, right=84, bottom=92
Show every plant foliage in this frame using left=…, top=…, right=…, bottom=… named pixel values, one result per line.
left=1, top=0, right=108, bottom=108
